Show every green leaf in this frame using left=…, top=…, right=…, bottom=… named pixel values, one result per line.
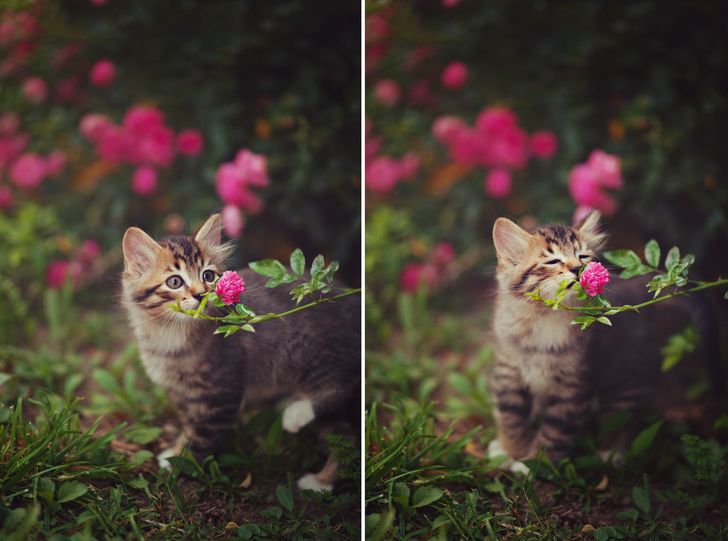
left=93, top=369, right=120, bottom=394
left=632, top=486, right=650, bottom=514
left=644, top=239, right=660, bottom=268
left=57, top=481, right=88, bottom=503
left=627, top=420, right=663, bottom=459
left=235, top=303, right=255, bottom=316
left=275, top=485, right=294, bottom=512
left=619, top=264, right=654, bottom=279
left=596, top=317, right=612, bottom=326
left=724, top=290, right=728, bottom=300
left=290, top=249, right=305, bottom=276
left=214, top=325, right=241, bottom=337
left=661, top=326, right=697, bottom=372
left=241, top=324, right=255, bottom=333
left=124, top=425, right=162, bottom=444
left=249, top=259, right=287, bottom=279
left=448, top=373, right=472, bottom=396
left=603, top=249, right=642, bottom=269
left=411, top=486, right=443, bottom=508
left=310, top=254, right=325, bottom=277
left=392, top=482, right=410, bottom=512
left=616, top=508, right=639, bottom=522
left=665, top=246, right=680, bottom=271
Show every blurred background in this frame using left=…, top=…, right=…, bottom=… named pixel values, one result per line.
left=0, top=1, right=360, bottom=538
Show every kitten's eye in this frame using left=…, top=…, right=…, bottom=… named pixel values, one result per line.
left=166, top=275, right=184, bottom=289
left=578, top=254, right=591, bottom=260
left=544, top=259, right=561, bottom=265
left=202, top=269, right=216, bottom=283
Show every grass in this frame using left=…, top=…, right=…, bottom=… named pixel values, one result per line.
left=0, top=288, right=360, bottom=540
left=365, top=283, right=728, bottom=541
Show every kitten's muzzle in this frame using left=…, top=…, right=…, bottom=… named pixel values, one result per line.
left=192, top=293, right=204, bottom=302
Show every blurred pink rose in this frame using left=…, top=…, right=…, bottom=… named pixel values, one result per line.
left=484, top=168, right=512, bottom=198
left=234, top=149, right=269, bottom=187
left=0, top=11, right=37, bottom=46
left=484, top=124, right=529, bottom=169
left=132, top=123, right=175, bottom=167
left=568, top=162, right=617, bottom=214
left=10, top=153, right=46, bottom=189
left=398, top=153, right=420, bottom=180
left=89, top=59, right=115, bottom=87
left=475, top=107, right=518, bottom=136
left=45, top=150, right=66, bottom=178
left=441, top=61, right=468, bottom=89
left=123, top=106, right=165, bottom=133
left=399, top=262, right=438, bottom=293
left=0, top=134, right=29, bottom=170
left=22, top=77, right=48, bottom=103
left=366, top=13, right=390, bottom=43
left=432, top=242, right=455, bottom=267
left=56, top=77, right=80, bottom=103
left=530, top=130, right=558, bottom=159
left=365, top=135, right=382, bottom=162
left=366, top=156, right=401, bottom=193
left=450, top=127, right=487, bottom=166
left=131, top=166, right=157, bottom=196
left=215, top=163, right=263, bottom=213
left=46, top=260, right=82, bottom=289
left=78, top=240, right=101, bottom=263
left=79, top=113, right=113, bottom=141
left=374, top=79, right=401, bottom=107
left=0, top=113, right=19, bottom=134
left=587, top=150, right=622, bottom=188
left=572, top=205, right=594, bottom=225
left=408, top=79, right=432, bottom=106
left=432, top=115, right=466, bottom=145
left=221, top=204, right=245, bottom=238
left=177, top=129, right=204, bottom=156
left=98, top=125, right=131, bottom=163
left=0, top=186, right=13, bottom=210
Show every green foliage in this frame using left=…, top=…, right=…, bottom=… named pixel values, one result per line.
left=681, top=434, right=725, bottom=483
left=661, top=326, right=698, bottom=372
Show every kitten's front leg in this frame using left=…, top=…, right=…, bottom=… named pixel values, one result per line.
left=489, top=360, right=535, bottom=461
left=530, top=388, right=591, bottom=463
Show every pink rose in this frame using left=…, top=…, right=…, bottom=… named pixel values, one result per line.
left=123, top=106, right=165, bottom=133
left=484, top=124, right=529, bottom=169
left=450, top=127, right=487, bottom=166
left=45, top=150, right=66, bottom=178
left=79, top=113, right=113, bottom=141
left=432, top=115, right=466, bottom=145
left=216, top=270, right=246, bottom=304
left=46, top=260, right=82, bottom=289
left=587, top=150, right=622, bottom=189
left=89, top=59, right=115, bottom=87
left=10, top=153, right=46, bottom=189
left=365, top=135, right=382, bottom=162
left=568, top=162, right=617, bottom=214
left=572, top=205, right=594, bottom=225
left=133, top=124, right=175, bottom=167
left=56, top=77, right=80, bottom=103
left=131, top=166, right=157, bottom=196
left=0, top=185, right=13, bottom=210
left=579, top=261, right=610, bottom=297
left=475, top=107, right=518, bottom=136
left=98, top=125, right=131, bottom=164
left=432, top=242, right=455, bottom=267
left=366, top=156, right=401, bottom=193
left=530, top=130, right=558, bottom=159
left=0, top=134, right=29, bottom=170
left=399, top=262, right=438, bottom=293
left=441, top=61, right=468, bottom=89
left=398, top=153, right=420, bottom=180
left=234, top=149, right=268, bottom=187
left=221, top=204, right=245, bottom=238
left=374, top=79, right=401, bottom=107
left=484, top=168, right=512, bottom=198
left=22, top=77, right=48, bottom=103
left=177, top=129, right=204, bottom=156
left=78, top=240, right=101, bottom=263
left=0, top=113, right=19, bottom=134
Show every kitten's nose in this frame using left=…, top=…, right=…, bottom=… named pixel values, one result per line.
left=569, top=266, right=581, bottom=276
left=192, top=293, right=204, bottom=302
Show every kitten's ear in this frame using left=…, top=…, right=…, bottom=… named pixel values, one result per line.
left=122, top=227, right=161, bottom=276
left=195, top=213, right=222, bottom=248
left=492, top=217, right=533, bottom=265
left=576, top=210, right=607, bottom=251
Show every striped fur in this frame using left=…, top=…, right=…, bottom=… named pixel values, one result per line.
left=121, top=214, right=360, bottom=489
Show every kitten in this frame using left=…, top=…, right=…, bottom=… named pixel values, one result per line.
left=487, top=211, right=722, bottom=470
left=121, top=213, right=360, bottom=491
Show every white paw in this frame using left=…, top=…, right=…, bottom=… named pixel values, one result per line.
left=282, top=399, right=315, bottom=433
left=487, top=438, right=514, bottom=469
left=157, top=447, right=177, bottom=470
left=509, top=461, right=531, bottom=475
left=297, top=473, right=333, bottom=492
left=598, top=448, right=625, bottom=466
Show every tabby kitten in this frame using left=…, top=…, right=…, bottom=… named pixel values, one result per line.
left=121, top=214, right=360, bottom=491
left=487, top=211, right=720, bottom=470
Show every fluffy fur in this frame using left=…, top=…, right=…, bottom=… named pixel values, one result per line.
left=121, top=214, right=359, bottom=491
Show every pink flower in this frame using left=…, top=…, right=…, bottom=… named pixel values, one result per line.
left=484, top=168, right=512, bottom=198
left=46, top=260, right=82, bottom=289
left=432, top=242, right=455, bottom=267
left=215, top=164, right=263, bottom=212
left=131, top=166, right=157, bottom=196
left=22, top=77, right=48, bottom=103
left=579, top=261, right=610, bottom=297
left=177, top=129, right=204, bottom=156
left=374, top=79, right=401, bottom=107
left=78, top=240, right=101, bottom=263
left=530, top=130, right=558, bottom=159
left=365, top=135, right=382, bottom=162
left=56, top=77, right=80, bottom=103
left=484, top=124, right=529, bottom=169
left=0, top=134, right=29, bottom=170
left=568, top=162, right=617, bottom=214
left=221, top=204, right=245, bottom=238
left=432, top=116, right=466, bottom=145
left=0, top=113, right=19, bottom=134
left=587, top=150, right=622, bottom=189
left=0, top=185, right=13, bottom=210
left=98, top=125, right=131, bottom=163
left=89, top=59, right=115, bottom=87
left=399, top=263, right=438, bottom=293
left=366, top=156, right=401, bottom=193
left=45, top=150, right=66, bottom=178
left=216, top=270, right=246, bottom=304
left=132, top=123, right=175, bottom=167
left=79, top=113, right=113, bottom=141
left=441, top=61, right=468, bottom=89
left=10, top=153, right=46, bottom=189
left=398, top=153, right=420, bottom=180
left=366, top=13, right=390, bottom=43
left=450, top=127, right=487, bottom=166
left=234, top=149, right=268, bottom=187
left=475, top=107, right=518, bottom=136
left=123, top=106, right=165, bottom=133
left=572, top=205, right=594, bottom=225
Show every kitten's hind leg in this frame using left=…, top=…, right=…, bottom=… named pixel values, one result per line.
left=282, top=398, right=316, bottom=433
left=157, top=432, right=188, bottom=470
left=297, top=454, right=339, bottom=492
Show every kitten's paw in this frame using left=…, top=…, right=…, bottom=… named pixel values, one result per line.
left=598, top=448, right=625, bottom=466
left=282, top=399, right=315, bottom=433
left=297, top=473, right=333, bottom=492
left=487, top=439, right=514, bottom=469
left=156, top=448, right=177, bottom=470
left=509, top=461, right=531, bottom=475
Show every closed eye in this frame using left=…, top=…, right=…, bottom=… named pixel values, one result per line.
left=578, top=254, right=591, bottom=260
left=544, top=259, right=562, bottom=265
